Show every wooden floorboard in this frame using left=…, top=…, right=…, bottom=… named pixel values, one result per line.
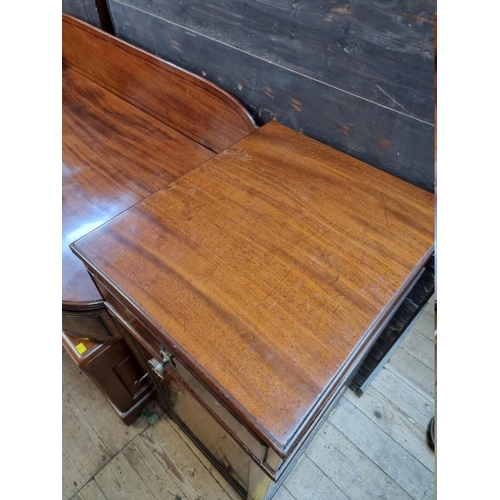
left=400, top=328, right=435, bottom=370
left=370, top=366, right=434, bottom=429
left=284, top=454, right=350, bottom=500
left=329, top=399, right=434, bottom=500
left=384, top=347, right=435, bottom=402
left=71, top=479, right=107, bottom=500
left=343, top=386, right=434, bottom=471
left=304, top=419, right=414, bottom=500
left=94, top=452, right=158, bottom=500
left=63, top=446, right=86, bottom=499
left=62, top=297, right=435, bottom=499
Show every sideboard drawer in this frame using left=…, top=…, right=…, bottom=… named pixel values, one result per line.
left=90, top=273, right=164, bottom=355
left=107, top=301, right=268, bottom=469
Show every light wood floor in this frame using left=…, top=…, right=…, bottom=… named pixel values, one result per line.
left=62, top=298, right=435, bottom=500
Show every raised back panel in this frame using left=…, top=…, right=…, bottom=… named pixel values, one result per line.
left=62, top=14, right=256, bottom=152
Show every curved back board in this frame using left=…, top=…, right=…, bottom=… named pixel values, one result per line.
left=62, top=14, right=257, bottom=153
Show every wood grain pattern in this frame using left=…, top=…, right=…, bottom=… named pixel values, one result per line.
left=119, top=0, right=434, bottom=123
left=370, top=366, right=434, bottom=429
left=71, top=480, right=107, bottom=500
left=126, top=425, right=237, bottom=499
left=62, top=62, right=214, bottom=305
left=329, top=398, right=434, bottom=500
left=63, top=13, right=256, bottom=311
left=107, top=0, right=435, bottom=192
left=62, top=349, right=149, bottom=454
left=384, top=348, right=435, bottom=402
left=343, top=387, right=434, bottom=471
left=72, top=121, right=434, bottom=454
left=62, top=311, right=435, bottom=500
left=400, top=328, right=434, bottom=369
left=304, top=419, right=414, bottom=500
left=94, top=453, right=158, bottom=500
left=63, top=446, right=87, bottom=500
left=62, top=14, right=256, bottom=153
left=63, top=0, right=101, bottom=28
left=284, top=455, right=349, bottom=500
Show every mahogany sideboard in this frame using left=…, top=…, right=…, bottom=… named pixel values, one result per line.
left=62, top=13, right=256, bottom=422
left=71, top=121, right=434, bottom=499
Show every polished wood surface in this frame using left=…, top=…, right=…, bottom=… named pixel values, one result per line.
left=71, top=121, right=434, bottom=453
left=62, top=13, right=256, bottom=308
left=62, top=64, right=214, bottom=305
left=62, top=14, right=256, bottom=154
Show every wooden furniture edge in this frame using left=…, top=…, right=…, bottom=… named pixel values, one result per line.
left=70, top=241, right=434, bottom=457
left=62, top=13, right=257, bottom=153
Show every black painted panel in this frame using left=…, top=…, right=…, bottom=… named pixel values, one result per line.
left=62, top=0, right=101, bottom=28
left=109, top=0, right=434, bottom=191
left=118, top=0, right=434, bottom=123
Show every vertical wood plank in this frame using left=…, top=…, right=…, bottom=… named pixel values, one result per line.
left=141, top=417, right=240, bottom=499
left=400, top=328, right=435, bottom=369
left=121, top=427, right=235, bottom=499
left=62, top=392, right=111, bottom=483
left=272, top=486, right=297, bottom=500
left=164, top=414, right=243, bottom=499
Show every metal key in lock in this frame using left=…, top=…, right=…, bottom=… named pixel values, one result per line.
left=147, top=346, right=176, bottom=379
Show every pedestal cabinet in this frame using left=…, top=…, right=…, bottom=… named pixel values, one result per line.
left=71, top=121, right=435, bottom=499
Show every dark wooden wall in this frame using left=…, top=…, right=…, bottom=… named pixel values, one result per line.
left=62, top=0, right=101, bottom=28
left=63, top=0, right=436, bottom=192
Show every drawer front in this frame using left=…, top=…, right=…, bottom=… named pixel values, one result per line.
left=91, top=273, right=164, bottom=356
left=92, top=272, right=269, bottom=471
left=107, top=300, right=268, bottom=467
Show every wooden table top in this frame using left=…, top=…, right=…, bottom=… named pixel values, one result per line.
left=62, top=65, right=215, bottom=307
left=62, top=14, right=256, bottom=309
left=71, top=121, right=434, bottom=454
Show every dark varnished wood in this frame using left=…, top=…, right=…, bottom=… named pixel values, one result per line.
left=62, top=331, right=154, bottom=424
left=71, top=121, right=434, bottom=455
left=62, top=307, right=121, bottom=341
left=62, top=64, right=214, bottom=305
left=107, top=0, right=435, bottom=192
left=62, top=13, right=258, bottom=430
left=62, top=14, right=256, bottom=154
left=118, top=0, right=434, bottom=123
left=62, top=13, right=257, bottom=308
